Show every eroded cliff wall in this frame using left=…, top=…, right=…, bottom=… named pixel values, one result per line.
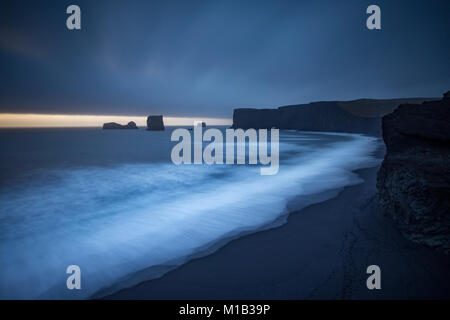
left=377, top=92, right=450, bottom=253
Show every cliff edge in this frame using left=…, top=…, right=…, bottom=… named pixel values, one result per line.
left=377, top=92, right=450, bottom=253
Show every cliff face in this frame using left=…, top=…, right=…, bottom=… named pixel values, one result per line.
left=377, top=92, right=450, bottom=253
left=232, top=102, right=381, bottom=135
left=103, top=121, right=138, bottom=129
left=147, top=115, right=165, bottom=131
left=232, top=98, right=435, bottom=136
left=277, top=102, right=381, bottom=134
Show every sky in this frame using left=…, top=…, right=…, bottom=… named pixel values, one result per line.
left=0, top=0, right=449, bottom=123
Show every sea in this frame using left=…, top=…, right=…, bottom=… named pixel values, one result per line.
left=0, top=127, right=380, bottom=299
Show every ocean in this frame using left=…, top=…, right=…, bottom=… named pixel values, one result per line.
left=0, top=127, right=380, bottom=299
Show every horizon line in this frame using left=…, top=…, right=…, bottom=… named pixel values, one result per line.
left=0, top=113, right=232, bottom=128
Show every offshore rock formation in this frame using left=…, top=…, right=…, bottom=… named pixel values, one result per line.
left=377, top=92, right=450, bottom=253
left=103, top=121, right=138, bottom=129
left=232, top=98, right=434, bottom=136
left=147, top=115, right=165, bottom=131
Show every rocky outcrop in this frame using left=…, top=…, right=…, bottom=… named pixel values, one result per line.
left=377, top=92, right=450, bottom=253
left=147, top=115, right=165, bottom=131
left=232, top=98, right=434, bottom=136
left=103, top=121, right=138, bottom=129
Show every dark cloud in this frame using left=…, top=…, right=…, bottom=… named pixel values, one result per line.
left=0, top=0, right=449, bottom=117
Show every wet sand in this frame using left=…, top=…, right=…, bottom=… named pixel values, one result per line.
left=105, top=165, right=450, bottom=299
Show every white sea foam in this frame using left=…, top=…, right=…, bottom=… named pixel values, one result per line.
left=0, top=132, right=380, bottom=299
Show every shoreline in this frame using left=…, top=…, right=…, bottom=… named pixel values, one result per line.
left=93, top=184, right=344, bottom=299
left=89, top=132, right=381, bottom=299
left=104, top=162, right=450, bottom=299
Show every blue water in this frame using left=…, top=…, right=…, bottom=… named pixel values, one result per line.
left=0, top=127, right=380, bottom=299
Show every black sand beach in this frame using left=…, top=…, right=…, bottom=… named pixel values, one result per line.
left=105, top=161, right=450, bottom=300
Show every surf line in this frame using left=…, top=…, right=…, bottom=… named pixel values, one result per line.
left=170, top=125, right=279, bottom=175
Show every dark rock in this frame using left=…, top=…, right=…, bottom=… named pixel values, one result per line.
left=231, top=98, right=434, bottom=136
left=377, top=91, right=450, bottom=253
left=147, top=115, right=165, bottom=131
left=232, top=102, right=381, bottom=134
left=193, top=121, right=206, bottom=128
left=103, top=121, right=138, bottom=129
left=444, top=91, right=450, bottom=100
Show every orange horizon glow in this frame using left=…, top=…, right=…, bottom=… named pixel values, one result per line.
left=0, top=113, right=232, bottom=128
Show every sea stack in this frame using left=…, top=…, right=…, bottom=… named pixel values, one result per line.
left=147, top=115, right=165, bottom=131
left=377, top=91, right=450, bottom=253
left=195, top=121, right=206, bottom=128
left=103, top=121, right=138, bottom=129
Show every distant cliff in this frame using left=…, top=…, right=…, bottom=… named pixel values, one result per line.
left=232, top=98, right=435, bottom=136
left=103, top=121, right=138, bottom=129
left=377, top=92, right=450, bottom=253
